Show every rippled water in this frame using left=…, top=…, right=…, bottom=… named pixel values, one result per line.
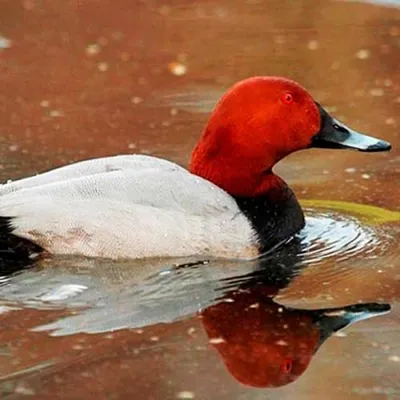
left=0, top=0, right=399, bottom=399
left=0, top=206, right=394, bottom=337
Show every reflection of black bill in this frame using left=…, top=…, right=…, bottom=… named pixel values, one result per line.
left=312, top=103, right=391, bottom=152
left=312, top=302, right=391, bottom=349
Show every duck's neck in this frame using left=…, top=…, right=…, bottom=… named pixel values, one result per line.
left=191, top=157, right=305, bottom=252
left=232, top=176, right=305, bottom=253
left=190, top=137, right=305, bottom=252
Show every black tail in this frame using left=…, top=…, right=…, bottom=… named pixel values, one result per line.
left=0, top=217, right=43, bottom=263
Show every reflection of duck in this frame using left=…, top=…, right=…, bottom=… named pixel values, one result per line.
left=0, top=77, right=391, bottom=260
left=202, top=285, right=390, bottom=388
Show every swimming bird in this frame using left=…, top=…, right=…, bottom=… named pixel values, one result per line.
left=0, top=77, right=391, bottom=260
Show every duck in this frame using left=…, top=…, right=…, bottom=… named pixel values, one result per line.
left=0, top=76, right=391, bottom=260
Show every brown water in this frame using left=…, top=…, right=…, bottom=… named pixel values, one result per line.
left=0, top=0, right=399, bottom=399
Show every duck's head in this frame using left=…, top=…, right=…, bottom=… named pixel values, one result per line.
left=190, top=76, right=391, bottom=197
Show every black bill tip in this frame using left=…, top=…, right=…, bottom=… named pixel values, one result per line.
left=366, top=139, right=392, bottom=152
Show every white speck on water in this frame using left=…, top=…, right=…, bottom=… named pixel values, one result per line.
left=278, top=307, right=284, bottom=313
left=370, top=88, right=384, bottom=97
left=249, top=303, right=259, bottom=309
left=356, top=49, right=370, bottom=59
left=385, top=117, right=395, bottom=125
left=209, top=337, right=225, bottom=344
left=177, top=391, right=195, bottom=399
left=345, top=167, right=357, bottom=173
left=223, top=298, right=234, bottom=303
left=98, top=62, right=109, bottom=72
left=275, top=340, right=288, bottom=346
left=0, top=35, right=12, bottom=49
left=187, top=327, right=196, bottom=335
left=40, top=100, right=50, bottom=108
left=307, top=40, right=319, bottom=50
left=131, top=96, right=143, bottom=105
left=362, top=174, right=371, bottom=180
left=128, top=143, right=137, bottom=149
left=388, top=355, right=400, bottom=362
left=170, top=108, right=178, bottom=116
left=150, top=336, right=159, bottom=342
left=168, top=62, right=188, bottom=76
left=9, top=144, right=18, bottom=152
left=14, top=383, right=35, bottom=396
left=333, top=331, right=347, bottom=338
left=49, top=110, right=63, bottom=117
left=86, top=43, right=101, bottom=56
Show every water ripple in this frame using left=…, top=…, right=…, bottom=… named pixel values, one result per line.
left=298, top=209, right=386, bottom=266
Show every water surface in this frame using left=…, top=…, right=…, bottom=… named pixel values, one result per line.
left=0, top=0, right=399, bottom=399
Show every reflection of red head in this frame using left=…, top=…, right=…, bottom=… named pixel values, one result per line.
left=201, top=287, right=320, bottom=388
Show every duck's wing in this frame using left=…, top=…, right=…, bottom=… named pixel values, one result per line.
left=0, top=167, right=255, bottom=259
left=0, top=155, right=186, bottom=196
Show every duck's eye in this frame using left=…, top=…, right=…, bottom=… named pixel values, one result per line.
left=282, top=93, right=293, bottom=104
left=280, top=358, right=293, bottom=374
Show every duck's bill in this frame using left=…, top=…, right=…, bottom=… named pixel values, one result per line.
left=313, top=302, right=391, bottom=349
left=312, top=103, right=391, bottom=152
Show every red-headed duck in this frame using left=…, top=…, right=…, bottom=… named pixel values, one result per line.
left=0, top=77, right=391, bottom=260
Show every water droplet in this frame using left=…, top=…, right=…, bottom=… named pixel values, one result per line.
left=307, top=40, right=319, bottom=50
left=369, top=88, right=384, bottom=97
left=131, top=96, right=143, bottom=105
left=86, top=43, right=101, bottom=56
left=168, top=62, right=188, bottom=76
left=209, top=337, right=225, bottom=344
left=187, top=327, right=196, bottom=335
left=356, top=49, right=370, bottom=60
left=49, top=110, right=63, bottom=117
left=0, top=35, right=12, bottom=49
left=177, top=391, right=195, bottom=399
left=98, top=62, right=109, bottom=72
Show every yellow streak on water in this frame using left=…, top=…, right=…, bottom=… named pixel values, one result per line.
left=301, top=199, right=400, bottom=225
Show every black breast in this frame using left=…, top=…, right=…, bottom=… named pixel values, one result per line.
left=233, top=183, right=305, bottom=254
